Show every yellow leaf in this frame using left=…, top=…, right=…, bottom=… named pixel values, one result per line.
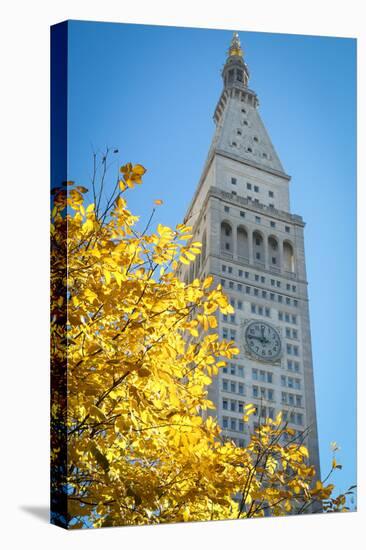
left=133, top=164, right=146, bottom=175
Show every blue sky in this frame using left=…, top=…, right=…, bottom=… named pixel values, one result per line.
left=67, top=21, right=356, bottom=500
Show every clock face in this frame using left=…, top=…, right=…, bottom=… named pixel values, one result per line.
left=244, top=321, right=282, bottom=361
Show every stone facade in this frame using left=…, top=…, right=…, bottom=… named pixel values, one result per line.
left=180, top=33, right=321, bottom=481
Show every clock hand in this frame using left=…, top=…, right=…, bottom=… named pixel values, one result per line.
left=248, top=335, right=263, bottom=342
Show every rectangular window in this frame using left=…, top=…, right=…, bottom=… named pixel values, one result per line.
left=294, top=362, right=300, bottom=373
left=231, top=177, right=237, bottom=185
left=262, top=291, right=267, bottom=298
left=268, top=389, right=274, bottom=401
left=259, top=370, right=266, bottom=382
left=225, top=243, right=230, bottom=250
left=282, top=392, right=287, bottom=404
left=255, top=274, right=259, bottom=281
left=232, top=191, right=237, bottom=196
left=247, top=183, right=252, bottom=190
left=297, top=414, right=303, bottom=426
left=238, top=402, right=244, bottom=413
left=287, top=360, right=293, bottom=371
left=222, top=265, right=226, bottom=272
left=293, top=346, right=299, bottom=356
left=223, top=379, right=228, bottom=391
left=296, top=395, right=302, bottom=407
left=229, top=281, right=234, bottom=289
left=230, top=418, right=236, bottom=431
left=228, top=266, right=233, bottom=274
left=294, top=300, right=298, bottom=307
left=246, top=286, right=251, bottom=294
left=276, top=281, right=281, bottom=288
left=253, top=386, right=259, bottom=398
left=238, top=383, right=244, bottom=395
left=230, top=314, right=236, bottom=323
left=221, top=279, right=226, bottom=287
left=294, top=379, right=301, bottom=390
left=258, top=306, right=263, bottom=315
left=270, top=221, right=276, bottom=228
left=240, top=211, right=245, bottom=218
left=285, top=226, right=290, bottom=233
left=278, top=311, right=283, bottom=321
left=238, top=366, right=244, bottom=377
left=251, top=304, right=256, bottom=313
left=293, top=329, right=298, bottom=339
left=292, top=315, right=297, bottom=324
left=269, top=191, right=274, bottom=198
left=261, top=276, right=265, bottom=283
left=254, top=185, right=259, bottom=193
left=269, top=203, right=274, bottom=208
left=278, top=295, right=283, bottom=303
left=255, top=216, right=261, bottom=224
left=238, top=269, right=243, bottom=277
left=287, top=344, right=292, bottom=354
left=223, top=400, right=228, bottom=410
left=292, top=285, right=296, bottom=292
left=254, top=288, right=259, bottom=296
left=265, top=307, right=270, bottom=317
left=270, top=293, right=275, bottom=301
left=286, top=297, right=291, bottom=305
left=286, top=284, right=291, bottom=290
left=267, top=372, right=273, bottom=384
left=281, top=376, right=286, bottom=387
left=239, top=420, right=244, bottom=432
left=237, top=283, right=242, bottom=291
left=223, top=314, right=228, bottom=322
left=286, top=328, right=291, bottom=338
left=224, top=206, right=230, bottom=213
left=230, top=329, right=236, bottom=341
left=237, top=301, right=243, bottom=310
left=230, top=400, right=236, bottom=412
left=230, top=363, right=236, bottom=375
left=230, top=382, right=236, bottom=393
left=252, top=369, right=258, bottom=380
left=245, top=271, right=249, bottom=278
left=256, top=252, right=261, bottom=260
left=271, top=279, right=275, bottom=286
left=223, top=416, right=228, bottom=428
left=285, top=313, right=290, bottom=323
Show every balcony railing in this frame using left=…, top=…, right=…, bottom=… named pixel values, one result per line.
left=237, top=255, right=249, bottom=265
left=221, top=250, right=233, bottom=259
left=254, top=260, right=265, bottom=268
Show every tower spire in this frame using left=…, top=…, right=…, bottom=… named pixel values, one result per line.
left=222, top=32, right=250, bottom=89
left=228, top=32, right=243, bottom=58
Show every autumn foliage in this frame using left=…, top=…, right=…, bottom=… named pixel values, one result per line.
left=50, top=159, right=352, bottom=528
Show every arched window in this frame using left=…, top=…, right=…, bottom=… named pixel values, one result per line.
left=253, top=231, right=264, bottom=265
left=283, top=241, right=295, bottom=273
left=237, top=226, right=249, bottom=261
left=221, top=222, right=233, bottom=257
left=268, top=236, right=280, bottom=272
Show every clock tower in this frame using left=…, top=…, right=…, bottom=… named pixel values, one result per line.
left=180, top=32, right=321, bottom=481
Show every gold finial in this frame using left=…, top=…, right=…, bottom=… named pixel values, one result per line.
left=228, top=32, right=243, bottom=57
